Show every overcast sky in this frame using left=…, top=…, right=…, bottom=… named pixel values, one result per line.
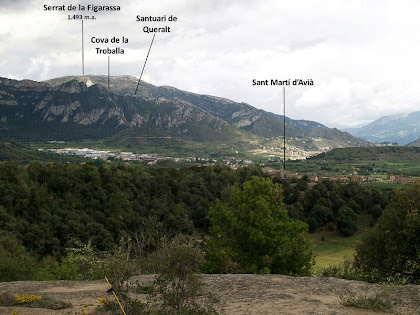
left=1, top=0, right=420, bottom=128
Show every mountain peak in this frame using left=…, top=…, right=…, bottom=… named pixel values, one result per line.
left=0, top=75, right=368, bottom=150
left=56, top=80, right=88, bottom=93
left=346, top=111, right=420, bottom=145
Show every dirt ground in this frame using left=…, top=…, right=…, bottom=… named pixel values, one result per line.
left=0, top=274, right=419, bottom=314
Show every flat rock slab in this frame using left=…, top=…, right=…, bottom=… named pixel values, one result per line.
left=1, top=275, right=419, bottom=314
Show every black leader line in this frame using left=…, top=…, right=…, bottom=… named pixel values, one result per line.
left=134, top=33, right=156, bottom=95
left=82, top=20, right=84, bottom=74
left=283, top=86, right=286, bottom=176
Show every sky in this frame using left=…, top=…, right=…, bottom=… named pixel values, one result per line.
left=1, top=0, right=420, bottom=128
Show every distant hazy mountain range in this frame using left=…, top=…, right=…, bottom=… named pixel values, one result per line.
left=0, top=75, right=366, bottom=149
left=407, top=138, right=420, bottom=146
left=343, top=112, right=420, bottom=145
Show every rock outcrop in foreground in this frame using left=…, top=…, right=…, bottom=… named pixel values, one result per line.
left=0, top=274, right=419, bottom=314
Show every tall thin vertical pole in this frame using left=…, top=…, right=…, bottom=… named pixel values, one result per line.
left=82, top=20, right=84, bottom=74
left=283, top=87, right=286, bottom=176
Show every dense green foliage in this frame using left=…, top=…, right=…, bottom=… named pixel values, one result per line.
left=0, top=162, right=263, bottom=260
left=206, top=177, right=313, bottom=275
left=0, top=161, right=395, bottom=282
left=0, top=162, right=389, bottom=258
left=280, top=179, right=389, bottom=234
left=354, top=183, right=420, bottom=284
left=336, top=206, right=358, bottom=236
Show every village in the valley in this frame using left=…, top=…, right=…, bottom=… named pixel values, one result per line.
left=42, top=145, right=413, bottom=186
left=262, top=167, right=414, bottom=185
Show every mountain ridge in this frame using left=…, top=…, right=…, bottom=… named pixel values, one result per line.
left=1, top=75, right=367, bottom=151
left=407, top=138, right=420, bottom=146
left=45, top=75, right=367, bottom=146
left=0, top=77, right=252, bottom=143
left=344, top=111, right=420, bottom=145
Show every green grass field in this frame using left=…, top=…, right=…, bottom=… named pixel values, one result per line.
left=364, top=182, right=407, bottom=191
left=287, top=147, right=420, bottom=177
left=311, top=214, right=373, bottom=275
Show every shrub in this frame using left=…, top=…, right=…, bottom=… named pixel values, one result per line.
left=150, top=238, right=219, bottom=314
left=321, top=258, right=360, bottom=280
left=94, top=237, right=219, bottom=315
left=0, top=234, right=37, bottom=281
left=93, top=294, right=148, bottom=315
left=0, top=292, right=71, bottom=310
left=37, top=238, right=138, bottom=282
left=340, top=292, right=393, bottom=312
left=354, top=183, right=420, bottom=284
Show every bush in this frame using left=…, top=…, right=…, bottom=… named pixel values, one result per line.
left=340, top=292, right=393, bottom=312
left=0, top=234, right=37, bottom=281
left=94, top=294, right=148, bottom=315
left=354, top=183, right=420, bottom=284
left=37, top=240, right=108, bottom=280
left=37, top=238, right=138, bottom=282
left=149, top=238, right=219, bottom=314
left=94, top=237, right=219, bottom=315
left=321, top=258, right=360, bottom=280
left=0, top=292, right=71, bottom=310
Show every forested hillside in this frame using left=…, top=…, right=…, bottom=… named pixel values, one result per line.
left=0, top=163, right=389, bottom=260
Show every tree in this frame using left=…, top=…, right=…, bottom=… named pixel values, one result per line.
left=336, top=206, right=357, bottom=236
left=371, top=204, right=383, bottom=222
left=308, top=204, right=333, bottom=232
left=205, top=177, right=313, bottom=275
left=354, top=183, right=420, bottom=284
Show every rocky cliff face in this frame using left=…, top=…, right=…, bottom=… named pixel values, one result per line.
left=45, top=75, right=367, bottom=146
left=46, top=75, right=302, bottom=137
left=1, top=75, right=367, bottom=146
left=0, top=77, right=247, bottom=142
